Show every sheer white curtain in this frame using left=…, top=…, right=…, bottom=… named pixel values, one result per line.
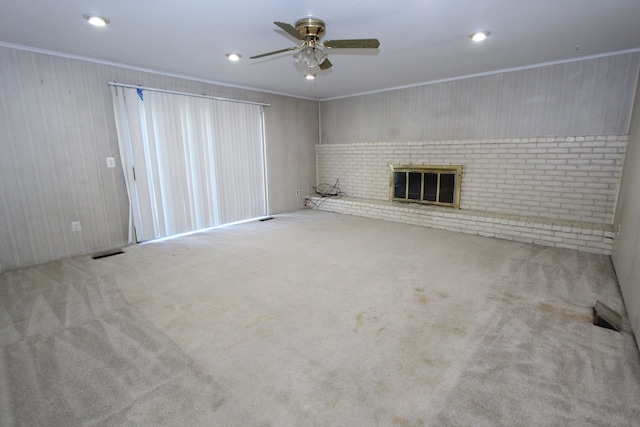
left=111, top=85, right=266, bottom=242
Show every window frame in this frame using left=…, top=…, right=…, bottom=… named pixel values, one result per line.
left=389, top=164, right=463, bottom=208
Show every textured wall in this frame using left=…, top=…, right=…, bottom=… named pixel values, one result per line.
left=317, top=135, right=627, bottom=224
left=612, top=70, right=640, bottom=351
left=320, top=53, right=640, bottom=144
left=0, top=46, right=318, bottom=272
left=262, top=96, right=318, bottom=214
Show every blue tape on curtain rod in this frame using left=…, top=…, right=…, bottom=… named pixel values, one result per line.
left=137, top=88, right=143, bottom=101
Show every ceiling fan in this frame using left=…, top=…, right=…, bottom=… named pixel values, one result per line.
left=250, top=17, right=380, bottom=80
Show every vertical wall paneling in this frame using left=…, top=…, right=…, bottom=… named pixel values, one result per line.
left=0, top=46, right=318, bottom=272
left=320, top=53, right=640, bottom=144
left=262, top=98, right=318, bottom=215
left=612, top=69, right=640, bottom=351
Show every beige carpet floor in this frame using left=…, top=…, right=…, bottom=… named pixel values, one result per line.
left=1, top=209, right=639, bottom=426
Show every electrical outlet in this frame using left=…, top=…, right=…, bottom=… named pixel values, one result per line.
left=296, top=189, right=300, bottom=196
left=71, top=221, right=82, bottom=232
left=106, top=157, right=116, bottom=168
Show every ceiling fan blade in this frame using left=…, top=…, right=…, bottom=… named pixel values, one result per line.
left=274, top=21, right=305, bottom=41
left=249, top=46, right=298, bottom=59
left=324, top=39, right=380, bottom=49
left=319, top=58, right=333, bottom=70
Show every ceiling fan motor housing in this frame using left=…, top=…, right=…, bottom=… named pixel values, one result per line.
left=295, top=18, right=326, bottom=41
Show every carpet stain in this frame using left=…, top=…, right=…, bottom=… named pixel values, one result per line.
left=421, top=355, right=452, bottom=368
left=436, top=291, right=450, bottom=299
left=354, top=311, right=382, bottom=333
left=537, top=301, right=591, bottom=323
left=308, top=359, right=323, bottom=368
left=413, top=287, right=429, bottom=305
left=433, top=320, right=467, bottom=337
left=211, top=396, right=225, bottom=412
left=355, top=312, right=379, bottom=325
left=450, top=325, right=467, bottom=337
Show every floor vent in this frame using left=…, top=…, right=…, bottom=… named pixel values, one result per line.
left=259, top=217, right=274, bottom=222
left=92, top=249, right=124, bottom=260
left=592, top=300, right=622, bottom=332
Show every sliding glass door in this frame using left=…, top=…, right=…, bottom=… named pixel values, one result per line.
left=111, top=86, right=267, bottom=242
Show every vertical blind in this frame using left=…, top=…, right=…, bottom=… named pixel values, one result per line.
left=110, top=85, right=267, bottom=242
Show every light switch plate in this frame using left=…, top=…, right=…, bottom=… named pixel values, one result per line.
left=106, top=157, right=116, bottom=168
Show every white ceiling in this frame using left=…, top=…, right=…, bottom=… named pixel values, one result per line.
left=2, top=0, right=640, bottom=100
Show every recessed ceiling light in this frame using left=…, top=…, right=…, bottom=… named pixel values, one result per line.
left=470, top=31, right=490, bottom=42
left=83, top=14, right=110, bottom=27
left=225, top=53, right=242, bottom=61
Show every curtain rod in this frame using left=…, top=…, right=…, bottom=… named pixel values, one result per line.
left=108, top=82, right=271, bottom=107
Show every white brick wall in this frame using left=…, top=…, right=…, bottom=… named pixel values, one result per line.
left=316, top=135, right=627, bottom=224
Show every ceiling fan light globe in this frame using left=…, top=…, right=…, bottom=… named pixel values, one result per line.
left=314, top=48, right=327, bottom=64
left=294, top=47, right=317, bottom=65
left=304, top=63, right=319, bottom=79
left=302, top=48, right=316, bottom=64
